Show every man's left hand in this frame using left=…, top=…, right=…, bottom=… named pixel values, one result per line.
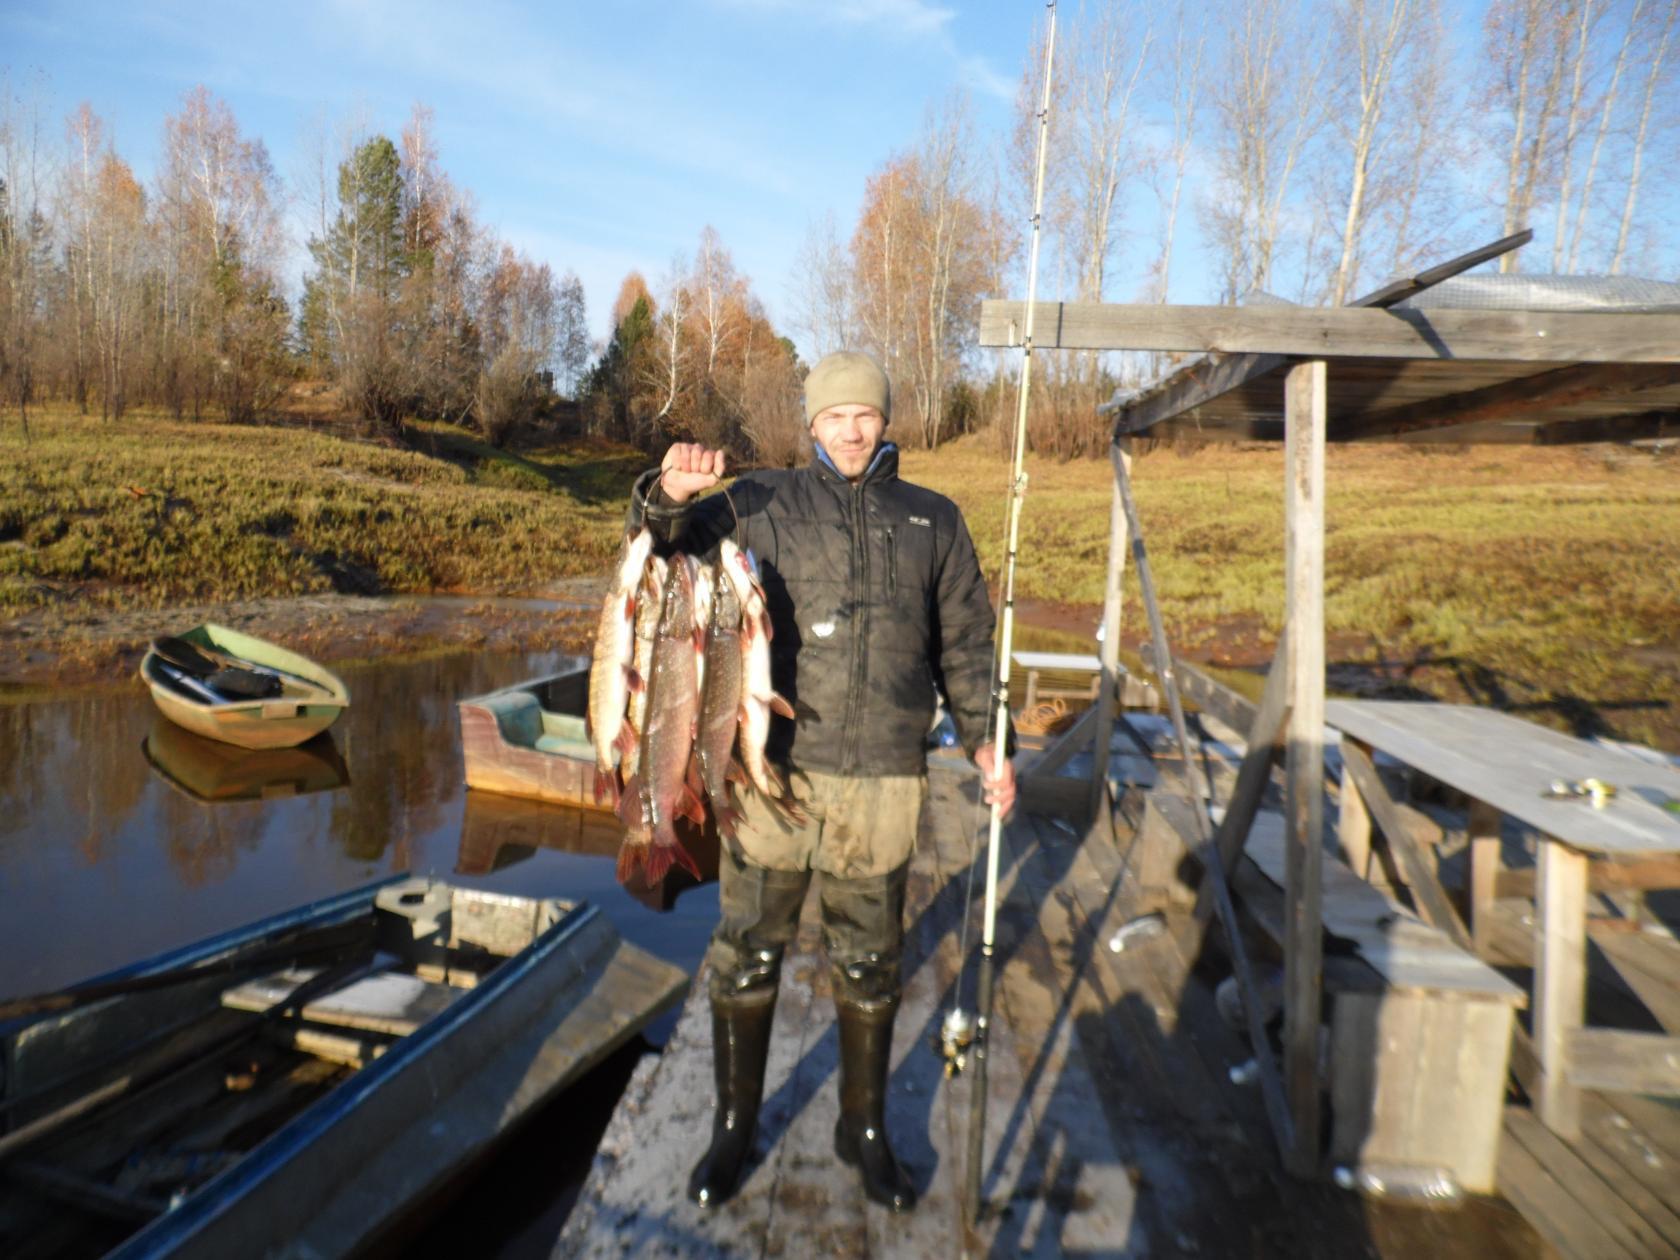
left=974, top=743, right=1016, bottom=816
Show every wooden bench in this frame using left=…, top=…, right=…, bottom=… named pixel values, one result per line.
left=1327, top=700, right=1680, bottom=1141
left=1149, top=795, right=1525, bottom=1192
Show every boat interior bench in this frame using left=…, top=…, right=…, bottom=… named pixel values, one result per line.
left=1148, top=794, right=1524, bottom=1192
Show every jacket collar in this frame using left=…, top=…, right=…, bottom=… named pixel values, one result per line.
left=812, top=441, right=898, bottom=486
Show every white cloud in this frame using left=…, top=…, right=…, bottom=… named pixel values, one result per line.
left=716, top=0, right=956, bottom=37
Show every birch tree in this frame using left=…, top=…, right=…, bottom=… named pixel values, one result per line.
left=1484, top=0, right=1576, bottom=272
left=1325, top=0, right=1413, bottom=304
left=1610, top=0, right=1677, bottom=271
left=1147, top=2, right=1206, bottom=304
left=1203, top=0, right=1326, bottom=301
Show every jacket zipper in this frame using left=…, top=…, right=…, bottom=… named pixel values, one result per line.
left=840, top=480, right=869, bottom=773
left=885, top=526, right=897, bottom=597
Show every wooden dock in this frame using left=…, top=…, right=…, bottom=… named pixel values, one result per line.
left=558, top=757, right=1541, bottom=1258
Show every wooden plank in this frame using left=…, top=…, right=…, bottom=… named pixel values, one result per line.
left=1568, top=1029, right=1680, bottom=1096
left=1111, top=354, right=1289, bottom=438
left=1498, top=1123, right=1642, bottom=1260
left=1283, top=358, right=1327, bottom=1178
left=1020, top=705, right=1099, bottom=779
left=1536, top=409, right=1680, bottom=445
left=1194, top=636, right=1291, bottom=923
left=1339, top=740, right=1473, bottom=951
left=1336, top=748, right=1374, bottom=879
left=1339, top=362, right=1680, bottom=441
left=1348, top=229, right=1534, bottom=308
left=1569, top=1102, right=1680, bottom=1253
left=1330, top=993, right=1512, bottom=1193
left=1243, top=814, right=1523, bottom=1001
left=1470, top=801, right=1503, bottom=957
left=979, top=300, right=1680, bottom=363
left=1324, top=700, right=1680, bottom=860
left=1536, top=840, right=1590, bottom=1138
left=1504, top=1107, right=1662, bottom=1260
left=222, top=968, right=459, bottom=1038
left=1496, top=854, right=1680, bottom=898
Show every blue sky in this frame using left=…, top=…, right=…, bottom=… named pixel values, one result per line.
left=2, top=0, right=1032, bottom=341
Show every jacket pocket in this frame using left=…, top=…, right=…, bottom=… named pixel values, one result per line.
left=884, top=526, right=898, bottom=598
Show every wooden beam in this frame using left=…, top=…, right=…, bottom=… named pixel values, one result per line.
left=1534, top=408, right=1680, bottom=445
left=1194, top=634, right=1291, bottom=924
left=1338, top=361, right=1680, bottom=441
left=1469, top=800, right=1503, bottom=957
left=1494, top=852, right=1680, bottom=898
left=1535, top=839, right=1588, bottom=1138
left=1282, top=359, right=1326, bottom=1177
left=1339, top=740, right=1473, bottom=951
left=1107, top=229, right=1534, bottom=441
left=979, top=300, right=1680, bottom=363
left=1110, top=354, right=1288, bottom=437
left=1335, top=746, right=1373, bottom=879
left=1090, top=442, right=1132, bottom=822
left=1176, top=659, right=1260, bottom=734
left=1567, top=1029, right=1680, bottom=1095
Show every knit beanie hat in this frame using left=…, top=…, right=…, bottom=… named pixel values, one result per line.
left=804, top=351, right=891, bottom=424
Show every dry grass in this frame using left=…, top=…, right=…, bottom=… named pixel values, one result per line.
left=0, top=408, right=644, bottom=612
left=903, top=439, right=1680, bottom=751
left=4, top=406, right=1675, bottom=748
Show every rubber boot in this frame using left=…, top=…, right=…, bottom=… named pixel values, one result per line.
left=688, top=992, right=777, bottom=1208
left=833, top=996, right=918, bottom=1212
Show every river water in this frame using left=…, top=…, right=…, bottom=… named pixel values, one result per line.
left=0, top=646, right=720, bottom=1255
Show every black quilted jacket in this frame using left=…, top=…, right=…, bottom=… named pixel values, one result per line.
left=629, top=446, right=1001, bottom=776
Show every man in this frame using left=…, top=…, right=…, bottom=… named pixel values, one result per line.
left=629, top=350, right=1014, bottom=1213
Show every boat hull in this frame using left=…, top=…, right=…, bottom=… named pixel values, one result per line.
left=140, top=623, right=350, bottom=751
left=458, top=662, right=602, bottom=808
left=0, top=878, right=687, bottom=1260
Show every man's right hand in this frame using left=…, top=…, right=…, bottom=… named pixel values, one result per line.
left=660, top=443, right=727, bottom=504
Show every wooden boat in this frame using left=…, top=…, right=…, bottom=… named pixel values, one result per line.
left=141, top=717, right=350, bottom=803
left=458, top=660, right=596, bottom=807
left=139, top=624, right=349, bottom=751
left=0, top=876, right=688, bottom=1259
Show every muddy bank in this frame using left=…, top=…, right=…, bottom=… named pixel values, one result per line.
left=0, top=581, right=606, bottom=690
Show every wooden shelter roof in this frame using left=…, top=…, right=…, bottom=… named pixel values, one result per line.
left=976, top=300, right=1680, bottom=447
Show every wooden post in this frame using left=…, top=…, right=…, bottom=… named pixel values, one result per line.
left=1283, top=359, right=1326, bottom=1177
left=1090, top=440, right=1133, bottom=821
left=1535, top=837, right=1587, bottom=1138
left=1468, top=800, right=1502, bottom=956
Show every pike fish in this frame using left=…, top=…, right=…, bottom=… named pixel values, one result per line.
left=719, top=538, right=795, bottom=802
left=616, top=558, right=705, bottom=886
left=621, top=554, right=668, bottom=783
left=588, top=527, right=655, bottom=807
left=695, top=566, right=744, bottom=841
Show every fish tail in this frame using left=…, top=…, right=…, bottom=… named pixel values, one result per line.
left=642, top=841, right=674, bottom=886
left=671, top=840, right=704, bottom=882
left=594, top=767, right=620, bottom=810
left=615, top=839, right=645, bottom=887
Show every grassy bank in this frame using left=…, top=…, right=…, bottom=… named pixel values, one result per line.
left=905, top=441, right=1680, bottom=751
left=4, top=409, right=1676, bottom=748
left=0, top=408, right=645, bottom=611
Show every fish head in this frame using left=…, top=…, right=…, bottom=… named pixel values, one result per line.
left=618, top=527, right=655, bottom=588
left=711, top=564, right=741, bottom=629
left=691, top=559, right=716, bottom=632
left=659, top=554, right=697, bottom=635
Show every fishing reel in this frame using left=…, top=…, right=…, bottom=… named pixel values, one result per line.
left=938, top=1007, right=975, bottom=1078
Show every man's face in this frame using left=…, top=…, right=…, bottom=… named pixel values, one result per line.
left=810, top=404, right=887, bottom=480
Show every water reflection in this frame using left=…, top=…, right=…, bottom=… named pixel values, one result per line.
left=0, top=648, right=718, bottom=1016
left=142, top=719, right=350, bottom=802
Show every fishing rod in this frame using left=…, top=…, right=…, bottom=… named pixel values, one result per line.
left=955, top=0, right=1057, bottom=1227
